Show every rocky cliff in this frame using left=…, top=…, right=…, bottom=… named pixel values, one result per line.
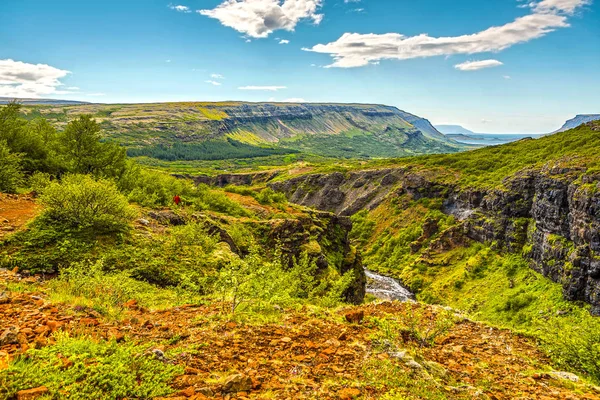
left=269, top=163, right=600, bottom=313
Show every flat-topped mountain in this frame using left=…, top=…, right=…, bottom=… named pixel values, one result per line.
left=19, top=101, right=465, bottom=160
left=554, top=114, right=600, bottom=133
left=0, top=97, right=88, bottom=106
left=435, top=124, right=476, bottom=135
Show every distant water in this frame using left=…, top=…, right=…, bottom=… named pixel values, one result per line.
left=448, top=133, right=543, bottom=146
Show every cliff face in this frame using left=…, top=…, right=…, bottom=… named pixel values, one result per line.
left=269, top=165, right=600, bottom=313
left=554, top=115, right=600, bottom=133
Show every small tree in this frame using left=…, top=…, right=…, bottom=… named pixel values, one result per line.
left=60, top=115, right=127, bottom=177
left=0, top=141, right=23, bottom=193
left=39, top=174, right=135, bottom=234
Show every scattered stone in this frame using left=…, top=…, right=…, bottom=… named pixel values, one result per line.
left=16, top=386, right=49, bottom=400
left=0, top=326, right=20, bottom=345
left=344, top=310, right=364, bottom=324
left=152, top=348, right=166, bottom=360
left=0, top=291, right=10, bottom=304
left=79, top=318, right=99, bottom=326
left=222, top=374, right=252, bottom=393
left=338, top=387, right=361, bottom=399
left=550, top=371, right=580, bottom=382
left=177, top=386, right=196, bottom=397
left=405, top=359, right=424, bottom=370
left=138, top=218, right=150, bottom=226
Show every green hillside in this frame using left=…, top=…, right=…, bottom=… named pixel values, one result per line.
left=19, top=101, right=466, bottom=161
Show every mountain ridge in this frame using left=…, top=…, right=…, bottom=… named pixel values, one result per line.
left=19, top=101, right=465, bottom=160
left=554, top=114, right=600, bottom=133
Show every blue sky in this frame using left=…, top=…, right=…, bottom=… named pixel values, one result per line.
left=1, top=0, right=598, bottom=133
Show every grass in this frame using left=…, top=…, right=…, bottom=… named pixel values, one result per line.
left=0, top=332, right=182, bottom=400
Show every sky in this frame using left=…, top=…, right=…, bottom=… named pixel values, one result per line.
left=1, top=0, right=599, bottom=133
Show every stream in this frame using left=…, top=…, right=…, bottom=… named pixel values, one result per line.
left=365, top=269, right=415, bottom=301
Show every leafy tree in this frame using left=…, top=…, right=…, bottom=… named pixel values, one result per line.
left=0, top=141, right=24, bottom=193
left=0, top=102, right=55, bottom=173
left=60, top=115, right=127, bottom=177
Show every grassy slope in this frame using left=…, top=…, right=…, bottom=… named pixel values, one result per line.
left=19, top=102, right=466, bottom=162
left=345, top=122, right=600, bottom=380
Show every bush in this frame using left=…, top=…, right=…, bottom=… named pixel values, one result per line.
left=0, top=141, right=23, bottom=193
left=39, top=174, right=135, bottom=234
left=255, top=188, right=287, bottom=205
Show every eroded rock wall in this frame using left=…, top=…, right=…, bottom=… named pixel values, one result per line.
left=269, top=166, right=600, bottom=312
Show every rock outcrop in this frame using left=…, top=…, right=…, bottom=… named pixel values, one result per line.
left=270, top=164, right=600, bottom=313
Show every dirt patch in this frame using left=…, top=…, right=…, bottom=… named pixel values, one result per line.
left=0, top=194, right=40, bottom=240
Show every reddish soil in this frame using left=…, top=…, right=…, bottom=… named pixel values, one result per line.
left=0, top=194, right=39, bottom=240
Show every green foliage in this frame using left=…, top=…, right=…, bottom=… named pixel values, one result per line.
left=48, top=259, right=202, bottom=319
left=192, top=184, right=249, bottom=216
left=0, top=333, right=182, bottom=399
left=60, top=115, right=127, bottom=177
left=255, top=187, right=287, bottom=206
left=127, top=138, right=296, bottom=161
left=118, top=163, right=197, bottom=207
left=350, top=210, right=377, bottom=246
left=215, top=248, right=352, bottom=314
left=39, top=174, right=135, bottom=234
left=0, top=140, right=24, bottom=192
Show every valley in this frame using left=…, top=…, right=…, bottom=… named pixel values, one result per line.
left=1, top=101, right=600, bottom=399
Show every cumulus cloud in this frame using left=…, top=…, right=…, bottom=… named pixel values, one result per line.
left=279, top=39, right=290, bottom=44
left=238, top=85, right=287, bottom=91
left=455, top=59, right=504, bottom=71
left=198, top=0, right=323, bottom=38
left=211, top=73, right=225, bottom=79
left=169, top=4, right=191, bottom=13
left=304, top=0, right=589, bottom=68
left=0, top=59, right=71, bottom=98
left=205, top=80, right=222, bottom=86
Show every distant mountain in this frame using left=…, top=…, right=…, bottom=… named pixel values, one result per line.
left=16, top=101, right=466, bottom=160
left=553, top=114, right=600, bottom=133
left=0, top=97, right=89, bottom=106
left=435, top=124, right=476, bottom=135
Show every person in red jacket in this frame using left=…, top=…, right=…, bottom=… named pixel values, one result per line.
left=173, top=195, right=181, bottom=206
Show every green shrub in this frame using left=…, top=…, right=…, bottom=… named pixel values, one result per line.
left=39, top=174, right=135, bottom=234
left=0, top=333, right=182, bottom=399
left=0, top=141, right=23, bottom=193
left=255, top=188, right=287, bottom=205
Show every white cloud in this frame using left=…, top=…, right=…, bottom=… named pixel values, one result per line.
left=238, top=85, right=287, bottom=91
left=503, top=75, right=512, bottom=79
left=531, top=0, right=591, bottom=14
left=66, top=86, right=80, bottom=90
left=169, top=4, right=191, bottom=13
left=205, top=80, right=222, bottom=86
left=0, top=59, right=71, bottom=98
left=279, top=39, right=290, bottom=44
left=304, top=0, right=589, bottom=68
left=455, top=59, right=504, bottom=71
left=85, top=93, right=106, bottom=96
left=198, top=0, right=323, bottom=39
left=283, top=97, right=305, bottom=102
left=211, top=73, right=225, bottom=79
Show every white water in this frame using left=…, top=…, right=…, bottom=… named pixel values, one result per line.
left=365, top=269, right=414, bottom=301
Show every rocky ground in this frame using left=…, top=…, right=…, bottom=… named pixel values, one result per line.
left=2, top=267, right=600, bottom=400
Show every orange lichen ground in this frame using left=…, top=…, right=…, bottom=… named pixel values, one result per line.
left=2, top=268, right=599, bottom=400
left=0, top=194, right=39, bottom=240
